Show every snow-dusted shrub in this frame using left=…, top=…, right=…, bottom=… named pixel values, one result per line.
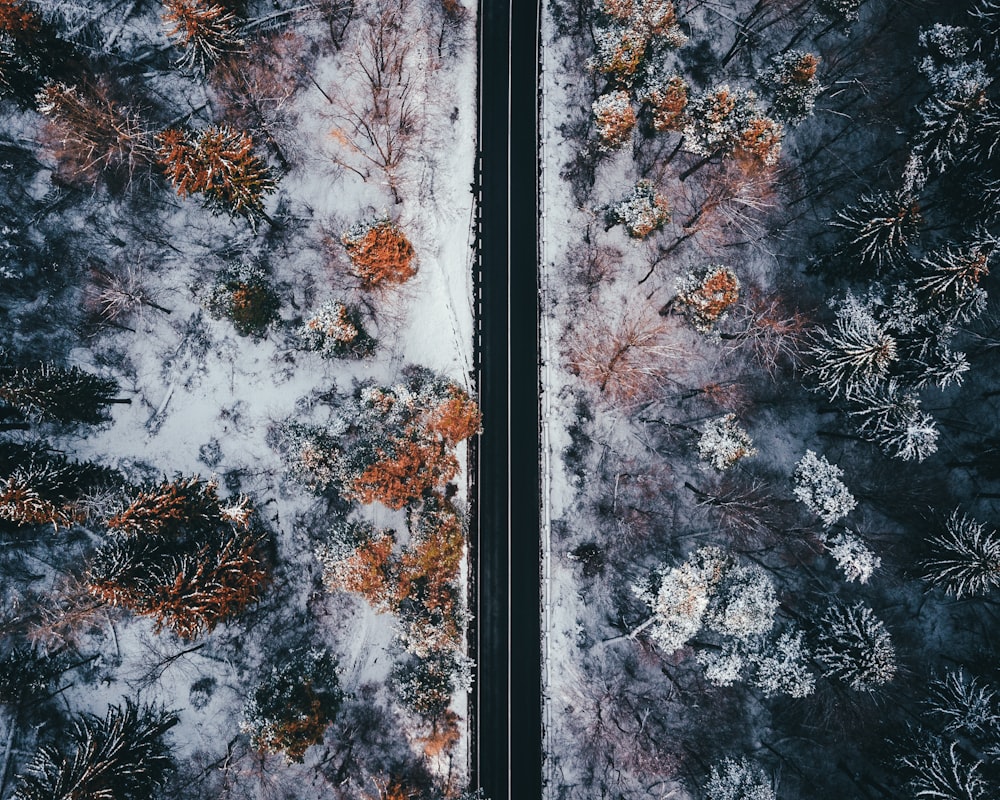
left=751, top=629, right=815, bottom=698
left=814, top=602, right=896, bottom=692
left=705, top=757, right=775, bottom=800
left=604, top=179, right=670, bottom=238
left=315, top=520, right=397, bottom=611
left=589, top=24, right=648, bottom=84
left=206, top=260, right=280, bottom=338
left=392, top=650, right=471, bottom=721
left=696, top=646, right=744, bottom=687
left=241, top=648, right=343, bottom=763
left=593, top=90, right=636, bottom=150
left=675, top=265, right=740, bottom=333
left=792, top=450, right=856, bottom=526
left=299, top=301, right=376, bottom=359
left=342, top=215, right=416, bottom=287
left=825, top=531, right=880, bottom=583
left=921, top=510, right=1000, bottom=598
left=814, top=0, right=863, bottom=32
left=638, top=73, right=688, bottom=132
left=274, top=422, right=342, bottom=492
left=698, top=413, right=757, bottom=470
left=763, top=50, right=822, bottom=123
left=682, top=85, right=781, bottom=169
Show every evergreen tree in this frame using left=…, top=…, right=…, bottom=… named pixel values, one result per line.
left=0, top=363, right=127, bottom=425
left=241, top=648, right=343, bottom=762
left=0, top=646, right=64, bottom=706
left=0, top=0, right=74, bottom=107
left=814, top=602, right=896, bottom=692
left=829, top=190, right=922, bottom=276
left=36, top=82, right=155, bottom=187
left=926, top=670, right=1000, bottom=744
left=847, top=379, right=939, bottom=462
left=157, top=125, right=275, bottom=227
left=921, top=510, right=1000, bottom=598
left=901, top=740, right=986, bottom=800
left=87, top=477, right=269, bottom=639
left=13, top=701, right=177, bottom=800
left=162, top=0, right=246, bottom=72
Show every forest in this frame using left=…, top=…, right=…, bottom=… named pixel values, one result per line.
left=0, top=0, right=481, bottom=797
left=541, top=0, right=1000, bottom=797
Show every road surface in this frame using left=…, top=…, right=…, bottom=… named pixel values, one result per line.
left=471, top=0, right=542, bottom=797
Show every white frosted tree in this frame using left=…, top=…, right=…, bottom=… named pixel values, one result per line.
left=901, top=741, right=986, bottom=800
left=698, top=414, right=757, bottom=471
left=793, top=450, right=857, bottom=526
left=604, top=179, right=670, bottom=238
left=921, top=510, right=1000, bottom=598
left=751, top=628, right=815, bottom=699
left=825, top=531, right=880, bottom=584
left=814, top=602, right=896, bottom=692
left=763, top=51, right=822, bottom=123
left=705, top=757, right=775, bottom=800
left=830, top=190, right=922, bottom=275
left=926, top=670, right=1000, bottom=743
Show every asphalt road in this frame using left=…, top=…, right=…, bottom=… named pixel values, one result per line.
left=471, top=0, right=542, bottom=797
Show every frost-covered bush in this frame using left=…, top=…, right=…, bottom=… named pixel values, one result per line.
left=392, top=650, right=471, bottom=721
left=793, top=450, right=856, bottom=526
left=814, top=0, right=864, bottom=32
left=298, top=301, right=376, bottom=359
left=593, top=90, right=636, bottom=150
left=315, top=519, right=397, bottom=611
left=921, top=510, right=1000, bottom=598
left=763, top=51, right=822, bottom=123
left=342, top=215, right=416, bottom=287
left=698, top=413, right=757, bottom=470
left=825, top=531, right=880, bottom=583
left=241, top=648, right=343, bottom=762
left=274, top=423, right=342, bottom=492
left=682, top=86, right=782, bottom=168
left=589, top=24, right=648, bottom=84
left=675, top=265, right=740, bottom=333
left=705, top=757, right=775, bottom=800
left=603, top=179, right=670, bottom=238
left=590, top=0, right=686, bottom=85
left=638, top=73, right=688, bottom=132
left=206, top=261, right=280, bottom=338
left=814, top=602, right=895, bottom=692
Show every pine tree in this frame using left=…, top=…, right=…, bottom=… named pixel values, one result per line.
left=830, top=190, right=922, bottom=275
left=241, top=648, right=343, bottom=762
left=814, top=602, right=896, bottom=692
left=36, top=82, right=155, bottom=187
left=0, top=363, right=127, bottom=425
left=88, top=477, right=269, bottom=639
left=926, top=670, right=1000, bottom=743
left=915, top=242, right=992, bottom=324
left=0, top=646, right=64, bottom=706
left=847, top=379, right=939, bottom=462
left=704, top=757, right=775, bottom=800
left=157, top=125, right=275, bottom=226
left=901, top=741, right=986, bottom=800
left=0, top=0, right=74, bottom=107
left=921, top=510, right=1000, bottom=598
left=13, top=701, right=177, bottom=800
left=162, top=0, right=246, bottom=72
left=805, top=294, right=897, bottom=400
left=205, top=261, right=280, bottom=338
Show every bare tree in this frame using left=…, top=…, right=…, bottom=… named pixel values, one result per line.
left=328, top=0, right=417, bottom=203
